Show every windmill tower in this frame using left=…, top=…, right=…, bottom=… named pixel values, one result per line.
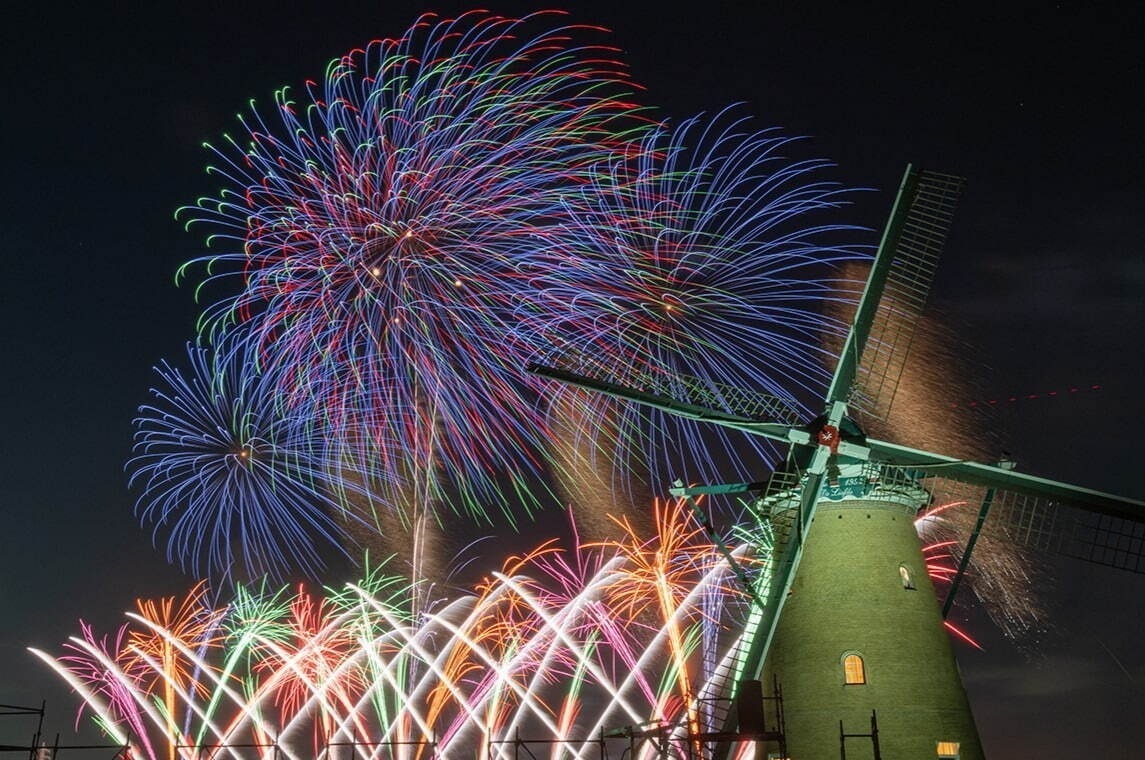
left=530, top=165, right=1145, bottom=759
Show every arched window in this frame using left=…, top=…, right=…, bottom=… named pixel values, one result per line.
left=842, top=653, right=866, bottom=685
left=899, top=563, right=916, bottom=590
left=936, top=740, right=961, bottom=758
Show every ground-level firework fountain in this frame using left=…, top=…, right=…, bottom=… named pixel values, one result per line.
left=34, top=504, right=776, bottom=759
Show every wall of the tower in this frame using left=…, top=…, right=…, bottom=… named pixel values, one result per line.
left=762, top=498, right=983, bottom=760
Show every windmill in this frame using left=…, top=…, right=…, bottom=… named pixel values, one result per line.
left=529, top=165, right=1145, bottom=759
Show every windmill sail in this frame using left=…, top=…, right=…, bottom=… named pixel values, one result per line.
left=861, top=437, right=1145, bottom=520
left=910, top=468, right=1145, bottom=575
left=530, top=355, right=802, bottom=425
left=1060, top=509, right=1145, bottom=572
left=842, top=169, right=965, bottom=421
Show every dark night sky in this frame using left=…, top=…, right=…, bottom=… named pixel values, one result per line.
left=2, top=2, right=1143, bottom=757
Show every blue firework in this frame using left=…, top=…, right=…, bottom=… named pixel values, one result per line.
left=128, top=342, right=369, bottom=583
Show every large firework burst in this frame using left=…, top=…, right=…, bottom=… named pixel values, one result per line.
left=177, top=10, right=650, bottom=530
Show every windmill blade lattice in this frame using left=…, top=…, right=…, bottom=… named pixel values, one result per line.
left=847, top=170, right=965, bottom=422
left=529, top=357, right=803, bottom=433
left=924, top=474, right=1145, bottom=575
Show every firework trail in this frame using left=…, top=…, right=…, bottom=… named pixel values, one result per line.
left=174, top=10, right=650, bottom=585
left=36, top=505, right=775, bottom=760
left=129, top=342, right=372, bottom=584
left=525, top=109, right=866, bottom=508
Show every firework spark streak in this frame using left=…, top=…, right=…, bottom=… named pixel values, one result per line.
left=176, top=10, right=650, bottom=530
left=35, top=506, right=774, bottom=759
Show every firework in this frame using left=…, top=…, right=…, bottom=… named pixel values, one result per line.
left=525, top=109, right=866, bottom=498
left=128, top=342, right=371, bottom=583
left=177, top=10, right=650, bottom=529
left=36, top=505, right=774, bottom=759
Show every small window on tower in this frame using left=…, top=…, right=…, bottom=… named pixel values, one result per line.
left=899, top=564, right=916, bottom=590
left=936, top=740, right=960, bottom=758
left=842, top=653, right=866, bottom=684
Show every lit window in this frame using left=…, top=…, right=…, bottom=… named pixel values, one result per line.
left=843, top=654, right=865, bottom=684
left=899, top=564, right=916, bottom=590
left=936, top=740, right=960, bottom=758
